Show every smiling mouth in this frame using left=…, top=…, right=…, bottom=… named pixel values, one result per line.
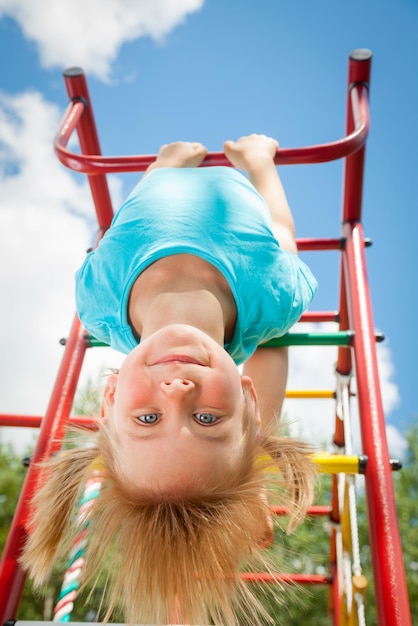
left=150, top=355, right=205, bottom=366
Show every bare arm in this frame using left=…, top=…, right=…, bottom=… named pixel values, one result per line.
left=224, top=134, right=298, bottom=432
left=224, top=134, right=297, bottom=255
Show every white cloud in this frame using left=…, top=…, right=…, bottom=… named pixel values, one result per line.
left=0, top=0, right=205, bottom=81
left=386, top=424, right=408, bottom=460
left=0, top=89, right=125, bottom=453
left=376, top=341, right=400, bottom=414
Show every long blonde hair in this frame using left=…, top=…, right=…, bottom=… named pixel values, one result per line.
left=21, top=392, right=316, bottom=625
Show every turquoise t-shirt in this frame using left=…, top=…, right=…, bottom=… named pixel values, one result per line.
left=75, top=167, right=317, bottom=364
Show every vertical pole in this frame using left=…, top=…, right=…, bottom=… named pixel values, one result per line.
left=342, top=223, right=411, bottom=625
left=336, top=49, right=411, bottom=624
left=0, top=317, right=87, bottom=621
left=62, top=68, right=114, bottom=230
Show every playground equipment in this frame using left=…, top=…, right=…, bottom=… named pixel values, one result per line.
left=0, top=49, right=412, bottom=625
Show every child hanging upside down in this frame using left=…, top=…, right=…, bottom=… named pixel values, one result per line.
left=22, top=134, right=318, bottom=625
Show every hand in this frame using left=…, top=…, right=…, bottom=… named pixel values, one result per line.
left=223, top=134, right=279, bottom=172
left=152, top=141, right=208, bottom=169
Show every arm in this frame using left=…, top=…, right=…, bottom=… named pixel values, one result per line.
left=224, top=134, right=297, bottom=255
left=242, top=345, right=288, bottom=435
left=224, top=134, right=298, bottom=432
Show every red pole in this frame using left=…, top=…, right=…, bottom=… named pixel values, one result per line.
left=0, top=316, right=88, bottom=621
left=336, top=49, right=372, bottom=377
left=342, top=223, right=412, bottom=626
left=59, top=68, right=115, bottom=230
left=335, top=49, right=411, bottom=625
left=342, top=49, right=373, bottom=224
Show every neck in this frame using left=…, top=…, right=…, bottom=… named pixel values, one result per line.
left=134, top=289, right=228, bottom=345
left=128, top=254, right=237, bottom=344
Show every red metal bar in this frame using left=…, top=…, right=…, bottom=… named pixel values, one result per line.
left=342, top=50, right=372, bottom=223
left=59, top=68, right=114, bottom=229
left=300, top=311, right=339, bottom=323
left=297, top=237, right=342, bottom=251
left=54, top=73, right=369, bottom=177
left=0, top=315, right=88, bottom=622
left=336, top=49, right=372, bottom=377
left=342, top=222, right=411, bottom=625
left=272, top=505, right=331, bottom=517
left=0, top=414, right=97, bottom=429
left=241, top=572, right=330, bottom=585
left=336, top=50, right=372, bottom=381
left=329, top=562, right=340, bottom=626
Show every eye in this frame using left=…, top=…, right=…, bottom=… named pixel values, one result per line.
left=137, top=413, right=160, bottom=424
left=194, top=412, right=219, bottom=425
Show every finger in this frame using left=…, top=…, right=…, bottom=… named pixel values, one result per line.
left=223, top=140, right=235, bottom=151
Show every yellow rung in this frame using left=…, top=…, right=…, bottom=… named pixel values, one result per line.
left=258, top=453, right=366, bottom=475
left=286, top=389, right=335, bottom=399
left=313, top=454, right=365, bottom=474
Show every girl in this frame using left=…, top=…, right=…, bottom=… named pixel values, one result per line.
left=22, top=135, right=318, bottom=625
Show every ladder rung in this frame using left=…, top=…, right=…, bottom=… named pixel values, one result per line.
left=241, top=572, right=330, bottom=585
left=286, top=389, right=335, bottom=398
left=84, top=330, right=356, bottom=349
left=260, top=453, right=368, bottom=475
left=271, top=505, right=332, bottom=516
left=9, top=623, right=190, bottom=626
left=263, top=331, right=354, bottom=347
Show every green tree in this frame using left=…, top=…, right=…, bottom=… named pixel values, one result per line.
left=395, top=424, right=418, bottom=622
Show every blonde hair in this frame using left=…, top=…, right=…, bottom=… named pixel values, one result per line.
left=21, top=391, right=316, bottom=625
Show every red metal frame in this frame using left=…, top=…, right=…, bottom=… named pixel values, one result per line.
left=0, top=49, right=412, bottom=625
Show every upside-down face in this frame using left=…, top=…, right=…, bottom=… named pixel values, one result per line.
left=101, top=324, right=260, bottom=497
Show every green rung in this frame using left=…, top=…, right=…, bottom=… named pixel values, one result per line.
left=84, top=331, right=355, bottom=349
left=262, top=331, right=355, bottom=347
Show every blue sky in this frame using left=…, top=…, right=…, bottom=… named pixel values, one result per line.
left=0, top=0, right=416, bottom=456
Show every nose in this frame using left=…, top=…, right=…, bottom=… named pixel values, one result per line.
left=159, top=378, right=195, bottom=395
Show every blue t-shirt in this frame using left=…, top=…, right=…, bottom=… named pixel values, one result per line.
left=75, top=167, right=317, bottom=364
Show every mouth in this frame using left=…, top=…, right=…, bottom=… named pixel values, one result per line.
left=150, top=355, right=206, bottom=366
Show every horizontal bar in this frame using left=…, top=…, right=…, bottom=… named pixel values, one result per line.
left=83, top=331, right=355, bottom=349
left=265, top=329, right=383, bottom=347
left=54, top=83, right=369, bottom=175
left=0, top=414, right=96, bottom=429
left=241, top=572, right=330, bottom=585
left=261, top=453, right=368, bottom=475
left=271, top=505, right=332, bottom=517
left=7, top=623, right=193, bottom=626
left=299, top=310, right=339, bottom=323
left=263, top=331, right=354, bottom=347
left=297, top=237, right=342, bottom=251
left=285, top=389, right=335, bottom=399
left=314, top=453, right=368, bottom=475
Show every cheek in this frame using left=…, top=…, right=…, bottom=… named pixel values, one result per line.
left=117, top=375, right=153, bottom=410
left=211, top=373, right=243, bottom=404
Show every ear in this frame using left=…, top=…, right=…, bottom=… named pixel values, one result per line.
left=241, top=375, right=261, bottom=429
left=99, top=373, right=118, bottom=418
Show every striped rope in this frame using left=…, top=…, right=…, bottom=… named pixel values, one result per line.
left=53, top=465, right=104, bottom=622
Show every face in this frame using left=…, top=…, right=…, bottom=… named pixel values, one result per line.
left=101, top=324, right=259, bottom=497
